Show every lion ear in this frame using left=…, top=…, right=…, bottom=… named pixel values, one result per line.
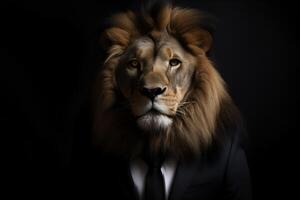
left=102, top=27, right=130, bottom=48
left=169, top=8, right=214, bottom=53
left=181, top=29, right=212, bottom=53
left=100, top=11, right=139, bottom=52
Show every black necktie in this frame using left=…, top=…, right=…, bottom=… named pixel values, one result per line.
left=143, top=150, right=165, bottom=200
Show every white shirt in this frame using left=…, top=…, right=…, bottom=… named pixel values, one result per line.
left=130, top=157, right=177, bottom=200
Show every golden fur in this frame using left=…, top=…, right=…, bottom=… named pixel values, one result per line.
left=92, top=2, right=239, bottom=159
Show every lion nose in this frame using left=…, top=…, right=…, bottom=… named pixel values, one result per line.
left=140, top=87, right=166, bottom=100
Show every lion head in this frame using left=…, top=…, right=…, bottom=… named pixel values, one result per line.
left=92, top=1, right=239, bottom=158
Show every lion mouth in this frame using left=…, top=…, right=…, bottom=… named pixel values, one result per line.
left=135, top=107, right=173, bottom=131
left=145, top=108, right=163, bottom=115
left=137, top=108, right=170, bottom=119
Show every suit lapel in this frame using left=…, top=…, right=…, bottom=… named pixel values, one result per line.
left=118, top=160, right=140, bottom=200
left=168, top=158, right=200, bottom=200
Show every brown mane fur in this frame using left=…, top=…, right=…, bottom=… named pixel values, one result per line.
left=92, top=2, right=240, bottom=159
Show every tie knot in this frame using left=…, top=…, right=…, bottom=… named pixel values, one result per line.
left=143, top=149, right=165, bottom=169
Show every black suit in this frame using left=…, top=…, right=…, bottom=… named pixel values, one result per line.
left=87, top=125, right=252, bottom=200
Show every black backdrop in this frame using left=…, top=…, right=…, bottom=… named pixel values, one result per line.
left=1, top=0, right=287, bottom=199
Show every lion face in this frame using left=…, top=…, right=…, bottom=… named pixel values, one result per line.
left=116, top=35, right=197, bottom=132
left=93, top=2, right=238, bottom=157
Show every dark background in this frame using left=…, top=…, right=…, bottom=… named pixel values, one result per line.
left=1, top=0, right=287, bottom=199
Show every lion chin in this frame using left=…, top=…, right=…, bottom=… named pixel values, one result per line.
left=136, top=110, right=173, bottom=132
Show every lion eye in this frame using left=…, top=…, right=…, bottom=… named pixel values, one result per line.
left=128, top=59, right=140, bottom=68
left=169, top=58, right=181, bottom=67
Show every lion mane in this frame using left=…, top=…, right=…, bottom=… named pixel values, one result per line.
left=92, top=1, right=240, bottom=159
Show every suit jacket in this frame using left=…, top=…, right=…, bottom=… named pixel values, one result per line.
left=84, top=125, right=252, bottom=200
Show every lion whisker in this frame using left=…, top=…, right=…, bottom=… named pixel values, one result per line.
left=178, top=101, right=195, bottom=109
left=176, top=109, right=186, bottom=117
